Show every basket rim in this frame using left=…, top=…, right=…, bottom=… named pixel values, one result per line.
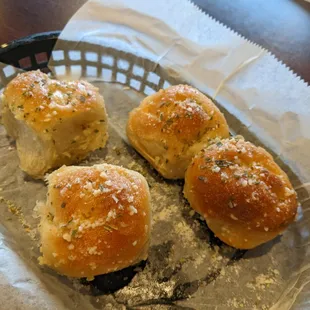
left=0, top=31, right=61, bottom=56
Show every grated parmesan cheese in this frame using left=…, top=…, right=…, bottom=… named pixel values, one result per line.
left=93, top=189, right=101, bottom=197
left=106, top=210, right=117, bottom=221
left=212, top=165, right=221, bottom=173
left=63, top=233, right=71, bottom=242
left=100, top=171, right=108, bottom=178
left=112, top=194, right=119, bottom=203
left=240, top=179, right=248, bottom=187
left=105, top=180, right=113, bottom=186
left=230, top=214, right=238, bottom=220
left=68, top=244, right=75, bottom=250
left=284, top=187, right=295, bottom=197
left=88, top=246, right=98, bottom=255
left=129, top=205, right=138, bottom=215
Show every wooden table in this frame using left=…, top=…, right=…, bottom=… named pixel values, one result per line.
left=0, top=0, right=309, bottom=83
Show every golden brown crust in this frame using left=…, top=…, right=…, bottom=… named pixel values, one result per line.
left=3, top=70, right=104, bottom=132
left=39, top=164, right=151, bottom=278
left=1, top=70, right=108, bottom=177
left=126, top=85, right=229, bottom=179
left=184, top=136, right=298, bottom=249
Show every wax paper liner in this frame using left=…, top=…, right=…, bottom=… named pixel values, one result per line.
left=0, top=0, right=310, bottom=309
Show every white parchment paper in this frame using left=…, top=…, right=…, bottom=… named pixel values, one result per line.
left=54, top=0, right=310, bottom=182
left=0, top=0, right=310, bottom=309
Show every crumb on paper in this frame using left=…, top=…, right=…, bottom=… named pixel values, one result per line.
left=227, top=297, right=247, bottom=308
left=0, top=196, right=37, bottom=240
left=189, top=209, right=195, bottom=217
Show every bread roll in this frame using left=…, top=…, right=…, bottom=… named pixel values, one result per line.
left=184, top=137, right=298, bottom=249
left=1, top=70, right=108, bottom=178
left=38, top=163, right=151, bottom=278
left=126, top=85, right=229, bottom=179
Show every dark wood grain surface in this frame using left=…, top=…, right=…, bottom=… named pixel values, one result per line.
left=0, top=0, right=309, bottom=83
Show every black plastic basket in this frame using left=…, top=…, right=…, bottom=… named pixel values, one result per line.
left=0, top=31, right=60, bottom=72
left=0, top=30, right=176, bottom=94
left=0, top=30, right=309, bottom=310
